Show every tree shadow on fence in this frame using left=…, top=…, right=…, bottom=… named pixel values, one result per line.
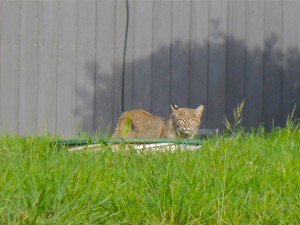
left=76, top=33, right=300, bottom=134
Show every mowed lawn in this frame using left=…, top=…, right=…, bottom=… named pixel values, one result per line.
left=0, top=123, right=299, bottom=224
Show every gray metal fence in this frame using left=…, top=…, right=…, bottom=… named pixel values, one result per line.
left=0, top=0, right=299, bottom=136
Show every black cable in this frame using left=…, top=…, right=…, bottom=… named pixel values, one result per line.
left=122, top=0, right=129, bottom=113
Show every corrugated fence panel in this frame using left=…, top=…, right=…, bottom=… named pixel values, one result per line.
left=207, top=0, right=228, bottom=129
left=123, top=0, right=134, bottom=112
left=19, top=0, right=39, bottom=134
left=296, top=1, right=300, bottom=119
left=189, top=0, right=209, bottom=128
left=282, top=0, right=300, bottom=123
left=151, top=0, right=172, bottom=117
left=38, top=0, right=58, bottom=134
left=244, top=0, right=264, bottom=128
left=226, top=0, right=246, bottom=124
left=0, top=0, right=20, bottom=133
left=56, top=1, right=77, bottom=136
left=132, top=0, right=152, bottom=111
left=298, top=2, right=300, bottom=119
left=263, top=0, right=283, bottom=129
left=95, top=0, right=115, bottom=133
left=76, top=0, right=96, bottom=133
left=170, top=0, right=190, bottom=108
left=114, top=0, right=125, bottom=129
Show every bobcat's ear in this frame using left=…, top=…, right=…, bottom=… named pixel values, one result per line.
left=196, top=105, right=204, bottom=116
left=171, top=103, right=179, bottom=112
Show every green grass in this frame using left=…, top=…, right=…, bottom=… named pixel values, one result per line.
left=0, top=122, right=299, bottom=224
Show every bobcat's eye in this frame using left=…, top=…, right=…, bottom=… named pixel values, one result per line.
left=189, top=120, right=197, bottom=124
left=177, top=119, right=185, bottom=124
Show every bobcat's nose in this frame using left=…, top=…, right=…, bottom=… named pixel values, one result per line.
left=182, top=127, right=191, bottom=134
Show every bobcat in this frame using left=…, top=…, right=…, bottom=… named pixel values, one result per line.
left=112, top=104, right=204, bottom=139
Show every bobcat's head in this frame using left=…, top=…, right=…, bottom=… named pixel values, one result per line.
left=171, top=103, right=204, bottom=139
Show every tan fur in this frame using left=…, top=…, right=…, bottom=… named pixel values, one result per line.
left=113, top=104, right=204, bottom=139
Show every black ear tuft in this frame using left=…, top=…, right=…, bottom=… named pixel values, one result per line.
left=171, top=103, right=179, bottom=111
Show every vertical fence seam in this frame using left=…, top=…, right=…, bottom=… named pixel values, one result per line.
left=37, top=0, right=40, bottom=132
left=206, top=0, right=210, bottom=128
